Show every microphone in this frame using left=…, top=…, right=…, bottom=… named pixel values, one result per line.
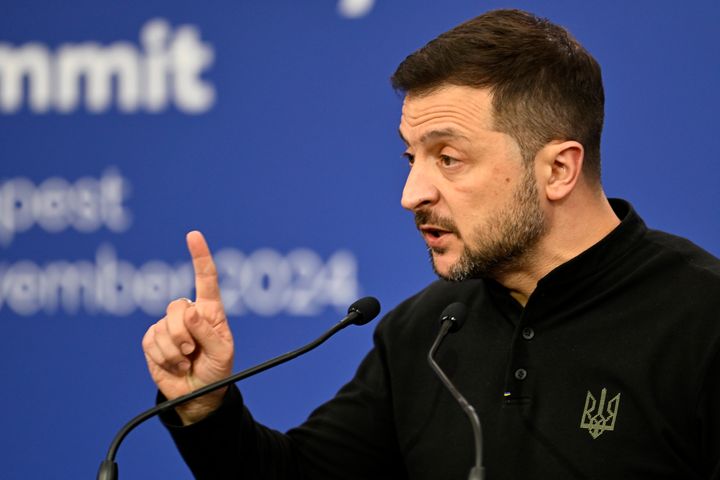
left=97, top=296, right=381, bottom=480
left=427, top=302, right=485, bottom=480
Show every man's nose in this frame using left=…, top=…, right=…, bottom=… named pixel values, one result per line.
left=401, top=162, right=439, bottom=211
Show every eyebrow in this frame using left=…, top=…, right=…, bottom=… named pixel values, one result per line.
left=398, top=128, right=409, bottom=146
left=398, top=127, right=469, bottom=146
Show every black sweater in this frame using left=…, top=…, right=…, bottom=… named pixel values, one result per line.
left=162, top=200, right=720, bottom=479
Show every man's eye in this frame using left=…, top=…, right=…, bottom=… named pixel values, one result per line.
left=440, top=155, right=458, bottom=167
left=403, top=152, right=415, bottom=166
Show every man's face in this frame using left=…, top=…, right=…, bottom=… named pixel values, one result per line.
left=399, top=85, right=547, bottom=281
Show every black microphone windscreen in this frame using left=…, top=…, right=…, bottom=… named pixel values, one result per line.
left=347, top=296, right=381, bottom=325
left=440, top=302, right=468, bottom=333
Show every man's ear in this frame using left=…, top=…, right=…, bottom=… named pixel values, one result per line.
left=536, top=141, right=584, bottom=201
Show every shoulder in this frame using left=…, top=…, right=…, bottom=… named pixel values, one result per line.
left=641, top=228, right=720, bottom=285
left=625, top=228, right=720, bottom=348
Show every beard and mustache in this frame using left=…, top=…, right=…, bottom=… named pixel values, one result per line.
left=415, top=165, right=547, bottom=282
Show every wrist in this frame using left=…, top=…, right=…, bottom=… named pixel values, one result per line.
left=175, top=386, right=228, bottom=425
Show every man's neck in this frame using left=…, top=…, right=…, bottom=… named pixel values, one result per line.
left=498, top=194, right=620, bottom=306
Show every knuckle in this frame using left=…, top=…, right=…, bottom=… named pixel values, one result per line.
left=159, top=358, right=175, bottom=371
left=164, top=353, right=183, bottom=366
left=168, top=311, right=193, bottom=341
left=166, top=297, right=192, bottom=315
left=169, top=326, right=189, bottom=345
left=141, top=328, right=154, bottom=350
left=147, top=351, right=164, bottom=369
left=144, top=345, right=165, bottom=367
left=155, top=317, right=168, bottom=332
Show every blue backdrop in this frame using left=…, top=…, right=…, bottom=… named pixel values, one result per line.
left=1, top=1, right=719, bottom=478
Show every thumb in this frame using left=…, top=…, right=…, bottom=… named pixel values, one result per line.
left=184, top=306, right=231, bottom=359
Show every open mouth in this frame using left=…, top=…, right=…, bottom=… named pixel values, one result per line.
left=424, top=227, right=445, bottom=238
left=420, top=226, right=453, bottom=242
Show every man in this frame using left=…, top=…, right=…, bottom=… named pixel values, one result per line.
left=142, top=9, right=720, bottom=479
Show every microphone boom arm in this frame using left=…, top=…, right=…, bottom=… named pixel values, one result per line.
left=98, top=298, right=379, bottom=480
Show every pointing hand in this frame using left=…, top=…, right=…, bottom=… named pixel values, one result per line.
left=142, top=231, right=234, bottom=424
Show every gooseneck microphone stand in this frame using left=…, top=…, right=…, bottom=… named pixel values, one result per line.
left=428, top=302, right=486, bottom=480
left=97, top=296, right=380, bottom=480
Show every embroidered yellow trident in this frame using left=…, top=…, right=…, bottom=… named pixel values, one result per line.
left=579, top=388, right=621, bottom=439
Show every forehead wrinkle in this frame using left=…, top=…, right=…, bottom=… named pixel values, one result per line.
left=419, top=127, right=470, bottom=145
left=400, top=111, right=489, bottom=146
left=401, top=102, right=494, bottom=134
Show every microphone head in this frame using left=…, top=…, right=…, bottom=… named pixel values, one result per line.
left=347, top=296, right=381, bottom=325
left=439, top=302, right=468, bottom=333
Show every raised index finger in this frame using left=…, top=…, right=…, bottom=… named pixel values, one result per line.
left=186, top=230, right=221, bottom=301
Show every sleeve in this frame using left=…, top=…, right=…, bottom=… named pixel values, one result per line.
left=285, top=329, right=407, bottom=480
left=158, top=318, right=407, bottom=480
left=159, top=385, right=302, bottom=479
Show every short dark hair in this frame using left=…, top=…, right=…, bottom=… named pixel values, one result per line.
left=391, top=9, right=605, bottom=182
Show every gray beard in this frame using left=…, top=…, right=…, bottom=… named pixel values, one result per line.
left=433, top=166, right=547, bottom=282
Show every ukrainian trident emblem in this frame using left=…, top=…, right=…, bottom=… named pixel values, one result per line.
left=579, top=388, right=621, bottom=439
